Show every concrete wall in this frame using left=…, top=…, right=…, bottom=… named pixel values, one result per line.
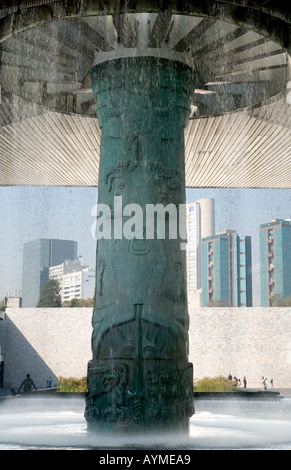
left=1, top=307, right=291, bottom=389
left=1, top=308, right=92, bottom=389
left=189, top=308, right=291, bottom=389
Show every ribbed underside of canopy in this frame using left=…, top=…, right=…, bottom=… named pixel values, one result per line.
left=0, top=11, right=290, bottom=188
left=0, top=98, right=290, bottom=188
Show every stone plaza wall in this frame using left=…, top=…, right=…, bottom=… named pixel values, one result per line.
left=1, top=307, right=291, bottom=389
left=189, top=308, right=291, bottom=389
left=1, top=308, right=92, bottom=389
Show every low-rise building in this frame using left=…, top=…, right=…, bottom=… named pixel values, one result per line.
left=49, top=258, right=95, bottom=302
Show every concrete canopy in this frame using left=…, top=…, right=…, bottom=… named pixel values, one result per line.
left=0, top=1, right=290, bottom=188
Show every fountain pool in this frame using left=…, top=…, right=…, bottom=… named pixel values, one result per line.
left=0, top=395, right=291, bottom=450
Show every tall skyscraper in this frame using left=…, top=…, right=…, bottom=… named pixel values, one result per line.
left=22, top=238, right=78, bottom=307
left=186, top=199, right=215, bottom=307
left=260, top=219, right=291, bottom=307
left=201, top=230, right=252, bottom=307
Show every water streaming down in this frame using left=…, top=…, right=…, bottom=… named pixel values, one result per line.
left=0, top=6, right=290, bottom=443
left=0, top=12, right=289, bottom=186
left=1, top=395, right=291, bottom=450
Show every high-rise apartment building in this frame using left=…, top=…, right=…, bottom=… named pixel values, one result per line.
left=260, top=219, right=291, bottom=306
left=201, top=230, right=252, bottom=307
left=49, top=258, right=95, bottom=302
left=186, top=199, right=215, bottom=307
left=22, top=238, right=78, bottom=307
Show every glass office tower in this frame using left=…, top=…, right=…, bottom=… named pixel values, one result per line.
left=22, top=238, right=78, bottom=307
left=260, top=219, right=291, bottom=307
left=202, top=230, right=252, bottom=307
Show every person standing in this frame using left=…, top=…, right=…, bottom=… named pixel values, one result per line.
left=47, top=377, right=52, bottom=388
left=264, top=377, right=268, bottom=390
left=18, top=374, right=38, bottom=394
left=243, top=376, right=247, bottom=388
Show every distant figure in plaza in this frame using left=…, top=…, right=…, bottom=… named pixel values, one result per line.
left=264, top=378, right=268, bottom=390
left=243, top=376, right=247, bottom=388
left=270, top=379, right=274, bottom=390
left=18, top=374, right=38, bottom=394
left=228, top=373, right=232, bottom=381
left=47, top=377, right=52, bottom=388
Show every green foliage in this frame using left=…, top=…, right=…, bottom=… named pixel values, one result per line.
left=194, top=376, right=234, bottom=392
left=36, top=279, right=61, bottom=308
left=271, top=294, right=291, bottom=307
left=207, top=300, right=230, bottom=307
left=62, top=297, right=94, bottom=308
left=57, top=376, right=87, bottom=392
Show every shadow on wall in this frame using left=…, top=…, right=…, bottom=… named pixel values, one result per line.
left=2, top=316, right=57, bottom=390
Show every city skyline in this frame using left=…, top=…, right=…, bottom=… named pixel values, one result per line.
left=0, top=186, right=290, bottom=306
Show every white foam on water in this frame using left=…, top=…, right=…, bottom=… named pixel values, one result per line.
left=1, top=396, right=291, bottom=450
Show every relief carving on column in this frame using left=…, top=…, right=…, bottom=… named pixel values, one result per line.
left=87, top=57, right=195, bottom=431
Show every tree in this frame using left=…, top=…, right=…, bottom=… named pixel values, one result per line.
left=36, top=279, right=61, bottom=308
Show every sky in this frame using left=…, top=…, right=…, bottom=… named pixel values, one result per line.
left=0, top=185, right=290, bottom=306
